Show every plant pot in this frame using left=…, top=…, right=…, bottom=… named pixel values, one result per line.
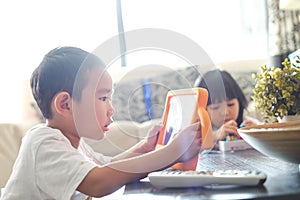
left=279, top=115, right=300, bottom=122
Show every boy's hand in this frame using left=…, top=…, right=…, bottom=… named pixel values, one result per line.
left=169, top=122, right=202, bottom=163
left=142, top=123, right=163, bottom=153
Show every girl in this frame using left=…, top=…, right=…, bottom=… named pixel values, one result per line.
left=194, top=69, right=255, bottom=142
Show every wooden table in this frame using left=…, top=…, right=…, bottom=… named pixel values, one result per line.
left=100, top=149, right=300, bottom=200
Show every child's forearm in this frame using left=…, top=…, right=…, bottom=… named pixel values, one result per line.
left=111, top=139, right=152, bottom=161
left=110, top=144, right=179, bottom=173
left=78, top=144, right=179, bottom=197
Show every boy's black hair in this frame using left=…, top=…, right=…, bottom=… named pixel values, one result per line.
left=30, top=46, right=104, bottom=119
left=194, top=69, right=248, bottom=126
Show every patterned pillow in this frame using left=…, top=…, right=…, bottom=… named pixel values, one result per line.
left=112, top=66, right=257, bottom=123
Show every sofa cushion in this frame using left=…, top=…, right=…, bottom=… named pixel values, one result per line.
left=111, top=66, right=199, bottom=123
left=0, top=124, right=25, bottom=188
left=111, top=60, right=266, bottom=123
left=84, top=119, right=161, bottom=156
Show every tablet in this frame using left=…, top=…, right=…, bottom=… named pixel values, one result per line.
left=156, top=88, right=214, bottom=170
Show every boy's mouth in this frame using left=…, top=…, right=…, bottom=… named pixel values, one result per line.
left=103, top=121, right=113, bottom=130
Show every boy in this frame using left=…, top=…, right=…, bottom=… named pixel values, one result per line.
left=2, top=47, right=202, bottom=199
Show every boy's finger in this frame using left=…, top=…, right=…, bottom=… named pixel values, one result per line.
left=191, top=122, right=201, bottom=130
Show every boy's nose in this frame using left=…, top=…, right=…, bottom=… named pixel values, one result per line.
left=107, top=108, right=114, bottom=117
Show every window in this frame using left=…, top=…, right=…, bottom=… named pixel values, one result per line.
left=110, top=0, right=267, bottom=69
left=0, top=0, right=267, bottom=122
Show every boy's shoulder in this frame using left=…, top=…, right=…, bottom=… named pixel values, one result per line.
left=27, top=123, right=58, bottom=136
left=23, top=124, right=68, bottom=146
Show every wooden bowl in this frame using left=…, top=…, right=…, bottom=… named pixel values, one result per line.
left=237, top=120, right=300, bottom=164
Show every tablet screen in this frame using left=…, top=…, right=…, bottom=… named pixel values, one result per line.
left=163, top=94, right=197, bottom=145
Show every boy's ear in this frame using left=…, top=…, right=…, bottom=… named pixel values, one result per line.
left=53, top=91, right=72, bottom=116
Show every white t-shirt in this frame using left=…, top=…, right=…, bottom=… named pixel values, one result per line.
left=2, top=124, right=112, bottom=200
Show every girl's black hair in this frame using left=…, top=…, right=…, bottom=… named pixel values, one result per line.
left=194, top=69, right=248, bottom=125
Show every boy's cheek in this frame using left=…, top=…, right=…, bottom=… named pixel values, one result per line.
left=73, top=113, right=105, bottom=140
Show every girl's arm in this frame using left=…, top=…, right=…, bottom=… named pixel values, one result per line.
left=213, top=118, right=259, bottom=142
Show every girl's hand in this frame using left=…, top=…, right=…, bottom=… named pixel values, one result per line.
left=241, top=119, right=255, bottom=127
left=169, top=122, right=202, bottom=163
left=214, top=120, right=239, bottom=141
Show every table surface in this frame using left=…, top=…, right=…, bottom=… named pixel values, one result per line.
left=101, top=149, right=300, bottom=200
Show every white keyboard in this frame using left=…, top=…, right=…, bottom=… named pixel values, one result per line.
left=148, top=169, right=267, bottom=188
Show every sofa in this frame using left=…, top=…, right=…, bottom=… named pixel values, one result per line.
left=0, top=59, right=266, bottom=188
left=0, top=123, right=33, bottom=188
left=110, top=59, right=265, bottom=123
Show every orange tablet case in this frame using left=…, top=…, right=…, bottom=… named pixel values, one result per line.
left=156, top=88, right=214, bottom=170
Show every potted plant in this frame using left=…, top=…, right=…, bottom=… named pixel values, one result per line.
left=252, top=57, right=300, bottom=122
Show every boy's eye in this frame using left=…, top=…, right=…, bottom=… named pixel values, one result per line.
left=99, top=96, right=111, bottom=102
